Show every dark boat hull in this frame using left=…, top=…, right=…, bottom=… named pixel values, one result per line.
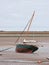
left=16, top=44, right=38, bottom=53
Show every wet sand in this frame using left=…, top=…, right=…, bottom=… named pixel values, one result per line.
left=0, top=43, right=49, bottom=65
left=0, top=35, right=49, bottom=65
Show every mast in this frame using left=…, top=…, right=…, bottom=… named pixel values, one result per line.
left=26, top=11, right=35, bottom=31
left=15, top=11, right=35, bottom=43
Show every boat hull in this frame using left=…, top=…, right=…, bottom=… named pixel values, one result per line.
left=16, top=44, right=38, bottom=53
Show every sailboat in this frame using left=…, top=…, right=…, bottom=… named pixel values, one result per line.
left=15, top=11, right=38, bottom=53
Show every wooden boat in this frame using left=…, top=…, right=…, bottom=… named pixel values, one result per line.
left=16, top=44, right=38, bottom=53
left=15, top=11, right=38, bottom=53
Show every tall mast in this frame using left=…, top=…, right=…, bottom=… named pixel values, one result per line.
left=15, top=11, right=35, bottom=43
left=26, top=11, right=35, bottom=31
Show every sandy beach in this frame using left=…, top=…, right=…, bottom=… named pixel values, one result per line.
left=0, top=32, right=49, bottom=65
left=0, top=42, right=49, bottom=65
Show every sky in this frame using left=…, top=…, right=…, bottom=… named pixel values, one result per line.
left=0, top=0, right=49, bottom=31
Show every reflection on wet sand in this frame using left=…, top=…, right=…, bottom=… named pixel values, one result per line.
left=0, top=42, right=49, bottom=65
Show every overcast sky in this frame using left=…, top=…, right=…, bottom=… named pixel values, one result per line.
left=0, top=0, right=49, bottom=31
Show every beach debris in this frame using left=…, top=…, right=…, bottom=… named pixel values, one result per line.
left=37, top=60, right=42, bottom=64
left=46, top=57, right=49, bottom=60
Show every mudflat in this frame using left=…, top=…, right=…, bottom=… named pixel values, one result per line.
left=0, top=36, right=49, bottom=65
